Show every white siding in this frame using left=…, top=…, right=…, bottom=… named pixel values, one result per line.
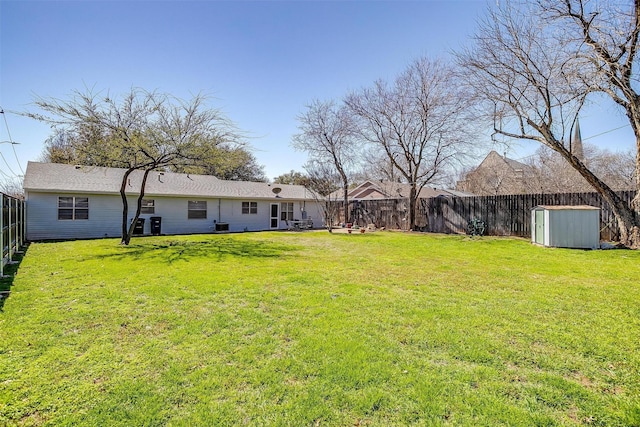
left=26, top=191, right=324, bottom=240
left=298, top=200, right=325, bottom=227
left=26, top=193, right=123, bottom=240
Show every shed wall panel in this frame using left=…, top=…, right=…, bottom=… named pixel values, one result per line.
left=531, top=206, right=600, bottom=249
left=547, top=209, right=599, bottom=249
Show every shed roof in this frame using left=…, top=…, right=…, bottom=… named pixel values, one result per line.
left=533, top=205, right=600, bottom=210
left=24, top=162, right=313, bottom=200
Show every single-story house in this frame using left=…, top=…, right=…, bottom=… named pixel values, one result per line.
left=23, top=162, right=324, bottom=241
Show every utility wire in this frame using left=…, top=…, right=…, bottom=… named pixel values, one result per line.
left=0, top=150, right=19, bottom=178
left=582, top=124, right=629, bottom=141
left=512, top=123, right=632, bottom=162
left=0, top=108, right=14, bottom=141
left=0, top=107, right=25, bottom=177
left=0, top=145, right=18, bottom=178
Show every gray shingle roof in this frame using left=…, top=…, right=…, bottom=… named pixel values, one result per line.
left=23, top=162, right=313, bottom=200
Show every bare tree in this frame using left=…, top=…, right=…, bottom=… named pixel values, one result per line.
left=525, top=144, right=636, bottom=193
left=540, top=0, right=640, bottom=208
left=524, top=146, right=592, bottom=193
left=346, top=57, right=474, bottom=230
left=460, top=144, right=636, bottom=195
left=358, top=148, right=402, bottom=183
left=0, top=176, right=24, bottom=198
left=303, top=160, right=342, bottom=231
left=292, top=100, right=359, bottom=224
left=458, top=1, right=640, bottom=247
left=30, top=88, right=241, bottom=245
left=462, top=163, right=527, bottom=195
left=589, top=147, right=637, bottom=190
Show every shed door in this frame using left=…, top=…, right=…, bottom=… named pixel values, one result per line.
left=270, top=203, right=279, bottom=229
left=535, top=209, right=545, bottom=244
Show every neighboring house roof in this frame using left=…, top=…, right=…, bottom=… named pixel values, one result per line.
left=331, top=179, right=472, bottom=200
left=456, top=150, right=534, bottom=195
left=23, top=162, right=313, bottom=200
left=443, top=189, right=475, bottom=198
left=481, top=150, right=528, bottom=172
left=351, top=180, right=408, bottom=199
left=417, top=186, right=475, bottom=198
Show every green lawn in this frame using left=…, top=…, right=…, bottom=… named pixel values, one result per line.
left=1, top=231, right=639, bottom=426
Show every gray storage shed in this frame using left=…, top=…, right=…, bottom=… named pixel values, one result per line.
left=531, top=205, right=600, bottom=249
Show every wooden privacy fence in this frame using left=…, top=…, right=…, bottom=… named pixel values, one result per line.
left=334, top=190, right=636, bottom=241
left=334, top=199, right=413, bottom=231
left=1, top=193, right=25, bottom=277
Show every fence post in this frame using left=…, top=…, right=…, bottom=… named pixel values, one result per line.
left=15, top=197, right=23, bottom=254
left=9, top=196, right=13, bottom=263
left=18, top=197, right=23, bottom=250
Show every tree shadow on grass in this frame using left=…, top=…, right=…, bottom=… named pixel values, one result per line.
left=86, top=236, right=303, bottom=264
left=0, top=244, right=29, bottom=312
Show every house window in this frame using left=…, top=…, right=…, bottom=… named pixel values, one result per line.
left=280, top=202, right=294, bottom=221
left=242, top=201, right=258, bottom=215
left=141, top=199, right=155, bottom=214
left=58, top=196, right=89, bottom=220
left=188, top=200, right=207, bottom=219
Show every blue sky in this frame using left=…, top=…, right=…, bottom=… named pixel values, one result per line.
left=0, top=0, right=635, bottom=185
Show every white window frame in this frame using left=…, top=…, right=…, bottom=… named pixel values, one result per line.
left=280, top=202, right=294, bottom=221
left=141, top=199, right=155, bottom=214
left=188, top=200, right=207, bottom=219
left=242, top=201, right=258, bottom=215
left=58, top=196, right=89, bottom=221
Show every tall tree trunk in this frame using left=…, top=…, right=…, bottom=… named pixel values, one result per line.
left=119, top=168, right=135, bottom=245
left=124, top=169, right=153, bottom=245
left=563, top=150, right=640, bottom=248
left=633, top=146, right=640, bottom=214
left=342, top=184, right=349, bottom=225
left=408, top=185, right=417, bottom=231
left=626, top=134, right=640, bottom=248
left=627, top=109, right=640, bottom=215
left=618, top=106, right=640, bottom=247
